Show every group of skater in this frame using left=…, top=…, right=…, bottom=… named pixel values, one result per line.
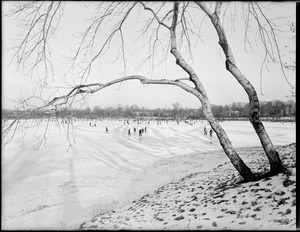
left=104, top=124, right=147, bottom=138
left=89, top=122, right=97, bottom=127
left=128, top=126, right=147, bottom=137
left=204, top=125, right=213, bottom=137
left=103, top=119, right=214, bottom=140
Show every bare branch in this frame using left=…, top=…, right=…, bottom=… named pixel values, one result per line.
left=170, top=2, right=208, bottom=99
left=46, top=75, right=198, bottom=107
left=175, top=78, right=191, bottom=82
left=195, top=2, right=213, bottom=16
left=1, top=75, right=198, bottom=128
left=214, top=2, right=222, bottom=16
left=251, top=2, right=294, bottom=90
left=139, top=2, right=171, bottom=30
left=242, top=2, right=255, bottom=54
left=67, top=2, right=138, bottom=84
left=6, top=1, right=64, bottom=82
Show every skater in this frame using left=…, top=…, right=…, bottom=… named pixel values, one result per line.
left=128, top=128, right=131, bottom=137
left=106, top=126, right=108, bottom=132
left=144, top=126, right=147, bottom=133
left=134, top=128, right=136, bottom=133
left=209, top=128, right=213, bottom=137
left=204, top=126, right=207, bottom=135
left=139, top=129, right=142, bottom=137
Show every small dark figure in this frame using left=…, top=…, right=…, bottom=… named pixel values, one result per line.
left=204, top=126, right=207, bottom=135
left=89, top=122, right=91, bottom=126
left=139, top=129, right=142, bottom=137
left=128, top=128, right=131, bottom=137
left=106, top=126, right=108, bottom=132
left=134, top=128, right=136, bottom=133
left=144, top=126, right=147, bottom=133
left=209, top=129, right=213, bottom=137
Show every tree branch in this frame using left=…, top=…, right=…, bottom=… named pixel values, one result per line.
left=169, top=2, right=208, bottom=100
left=46, top=75, right=199, bottom=108
left=214, top=2, right=222, bottom=16
left=7, top=1, right=63, bottom=81
left=250, top=2, right=294, bottom=90
left=139, top=2, right=171, bottom=30
left=194, top=1, right=213, bottom=17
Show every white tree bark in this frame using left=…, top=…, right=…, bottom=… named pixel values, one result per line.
left=168, top=2, right=255, bottom=181
left=195, top=1, right=283, bottom=173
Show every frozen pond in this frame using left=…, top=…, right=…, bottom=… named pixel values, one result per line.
left=1, top=119, right=295, bottom=230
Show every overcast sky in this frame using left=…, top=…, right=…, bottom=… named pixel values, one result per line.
left=2, top=2, right=296, bottom=110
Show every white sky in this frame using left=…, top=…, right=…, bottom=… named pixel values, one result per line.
left=2, top=2, right=296, bottom=110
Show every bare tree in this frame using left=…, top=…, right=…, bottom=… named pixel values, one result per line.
left=271, top=100, right=285, bottom=120
left=194, top=2, right=291, bottom=174
left=3, top=2, right=294, bottom=181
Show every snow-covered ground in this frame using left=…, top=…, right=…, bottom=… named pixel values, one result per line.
left=81, top=143, right=296, bottom=230
left=1, top=119, right=296, bottom=230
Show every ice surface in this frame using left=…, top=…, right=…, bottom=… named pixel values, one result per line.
left=1, top=119, right=295, bottom=229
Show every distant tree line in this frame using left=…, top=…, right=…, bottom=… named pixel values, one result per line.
left=211, top=100, right=295, bottom=120
left=2, top=100, right=295, bottom=121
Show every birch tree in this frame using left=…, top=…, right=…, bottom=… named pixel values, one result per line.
left=3, top=1, right=294, bottom=181
left=195, top=2, right=289, bottom=174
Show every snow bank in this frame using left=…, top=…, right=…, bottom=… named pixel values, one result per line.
left=80, top=143, right=296, bottom=230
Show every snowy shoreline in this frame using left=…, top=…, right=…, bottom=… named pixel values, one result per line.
left=80, top=143, right=296, bottom=230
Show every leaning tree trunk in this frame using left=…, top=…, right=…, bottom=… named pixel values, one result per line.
left=200, top=97, right=256, bottom=182
left=249, top=105, right=283, bottom=174
left=197, top=3, right=284, bottom=174
left=225, top=61, right=283, bottom=174
left=169, top=2, right=256, bottom=182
